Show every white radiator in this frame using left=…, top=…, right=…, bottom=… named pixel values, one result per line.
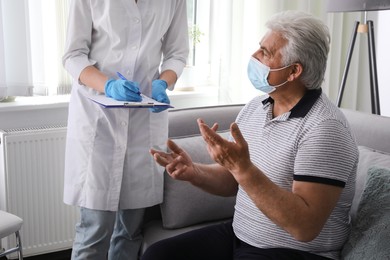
left=0, top=126, right=79, bottom=258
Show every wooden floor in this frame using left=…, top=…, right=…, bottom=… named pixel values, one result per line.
left=1, top=249, right=71, bottom=260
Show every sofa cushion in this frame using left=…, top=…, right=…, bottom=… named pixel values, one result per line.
left=160, top=133, right=236, bottom=229
left=341, top=166, right=390, bottom=259
left=350, top=146, right=390, bottom=220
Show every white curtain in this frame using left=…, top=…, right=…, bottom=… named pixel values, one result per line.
left=0, top=0, right=381, bottom=114
left=377, top=11, right=390, bottom=116
left=27, top=0, right=71, bottom=95
left=207, top=0, right=376, bottom=114
left=0, top=0, right=71, bottom=97
left=0, top=0, right=5, bottom=91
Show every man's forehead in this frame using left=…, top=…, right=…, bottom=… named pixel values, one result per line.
left=260, top=31, right=286, bottom=53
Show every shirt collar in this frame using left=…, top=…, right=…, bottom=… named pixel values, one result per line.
left=261, top=88, right=322, bottom=118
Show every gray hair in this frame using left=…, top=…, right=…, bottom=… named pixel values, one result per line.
left=266, top=11, right=330, bottom=90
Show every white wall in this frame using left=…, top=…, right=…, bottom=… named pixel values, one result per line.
left=377, top=10, right=390, bottom=117
left=0, top=96, right=69, bottom=130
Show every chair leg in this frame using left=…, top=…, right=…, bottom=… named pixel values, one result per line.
left=0, top=231, right=23, bottom=259
left=15, top=231, right=23, bottom=260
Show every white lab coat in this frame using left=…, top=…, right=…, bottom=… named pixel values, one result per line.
left=62, top=0, right=189, bottom=211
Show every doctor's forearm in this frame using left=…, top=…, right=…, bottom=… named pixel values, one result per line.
left=159, top=70, right=177, bottom=88
left=79, top=66, right=108, bottom=93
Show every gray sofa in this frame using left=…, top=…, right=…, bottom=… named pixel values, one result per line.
left=141, top=105, right=390, bottom=259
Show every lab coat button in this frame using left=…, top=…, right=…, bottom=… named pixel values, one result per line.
left=121, top=121, right=127, bottom=127
left=131, top=45, right=138, bottom=50
left=133, top=18, right=140, bottom=23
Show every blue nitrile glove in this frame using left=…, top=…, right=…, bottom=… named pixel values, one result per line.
left=150, top=79, right=170, bottom=113
left=104, top=79, right=142, bottom=102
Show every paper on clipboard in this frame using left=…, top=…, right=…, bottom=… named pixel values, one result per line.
left=85, top=93, right=173, bottom=108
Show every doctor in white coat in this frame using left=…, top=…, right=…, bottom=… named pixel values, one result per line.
left=62, top=1, right=189, bottom=259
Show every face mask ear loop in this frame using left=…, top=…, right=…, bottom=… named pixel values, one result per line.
left=269, top=64, right=292, bottom=72
left=268, top=64, right=292, bottom=88
left=270, top=80, right=288, bottom=88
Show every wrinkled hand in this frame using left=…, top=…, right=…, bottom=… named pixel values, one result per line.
left=150, top=139, right=197, bottom=182
left=104, top=79, right=142, bottom=101
left=197, top=119, right=251, bottom=177
left=150, top=79, right=170, bottom=113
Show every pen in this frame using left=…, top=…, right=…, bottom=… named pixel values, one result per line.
left=116, top=72, right=128, bottom=81
left=116, top=72, right=141, bottom=95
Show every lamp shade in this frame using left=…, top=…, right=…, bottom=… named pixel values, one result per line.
left=327, top=0, right=390, bottom=12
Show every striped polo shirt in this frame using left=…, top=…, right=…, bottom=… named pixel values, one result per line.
left=232, top=89, right=358, bottom=260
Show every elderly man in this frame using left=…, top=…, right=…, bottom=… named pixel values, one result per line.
left=144, top=10, right=358, bottom=260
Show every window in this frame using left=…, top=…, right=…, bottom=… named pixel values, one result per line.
left=1, top=0, right=388, bottom=115
left=175, top=1, right=212, bottom=91
left=176, top=0, right=264, bottom=106
left=0, top=0, right=268, bottom=105
left=0, top=0, right=71, bottom=97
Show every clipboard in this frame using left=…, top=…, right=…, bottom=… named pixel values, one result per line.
left=85, top=93, right=173, bottom=108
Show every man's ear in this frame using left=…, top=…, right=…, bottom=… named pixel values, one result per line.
left=288, top=63, right=303, bottom=81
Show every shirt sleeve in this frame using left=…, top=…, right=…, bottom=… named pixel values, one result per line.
left=160, top=0, right=189, bottom=90
left=62, top=0, right=96, bottom=81
left=294, top=119, right=359, bottom=187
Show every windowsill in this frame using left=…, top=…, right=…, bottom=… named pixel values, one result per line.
left=171, top=85, right=218, bottom=96
left=0, top=95, right=71, bottom=112
left=170, top=85, right=219, bottom=109
left=0, top=85, right=219, bottom=112
left=0, top=86, right=220, bottom=130
left=0, top=95, right=71, bottom=130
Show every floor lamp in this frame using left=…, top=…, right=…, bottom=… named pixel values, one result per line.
left=327, top=0, right=390, bottom=115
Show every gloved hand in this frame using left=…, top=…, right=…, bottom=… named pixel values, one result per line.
left=150, top=79, right=170, bottom=113
left=104, top=79, right=142, bottom=102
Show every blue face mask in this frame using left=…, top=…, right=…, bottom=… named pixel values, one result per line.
left=247, top=56, right=290, bottom=94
